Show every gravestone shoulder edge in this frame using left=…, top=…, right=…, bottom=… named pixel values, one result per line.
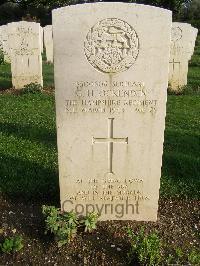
left=52, top=2, right=172, bottom=17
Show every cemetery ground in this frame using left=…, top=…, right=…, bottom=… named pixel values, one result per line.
left=0, top=38, right=199, bottom=265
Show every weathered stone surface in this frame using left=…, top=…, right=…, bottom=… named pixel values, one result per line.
left=0, top=25, right=11, bottom=63
left=189, top=26, right=198, bottom=60
left=53, top=3, right=172, bottom=221
left=40, top=26, right=44, bottom=53
left=168, top=23, right=198, bottom=92
left=8, top=21, right=43, bottom=89
left=44, top=25, right=53, bottom=63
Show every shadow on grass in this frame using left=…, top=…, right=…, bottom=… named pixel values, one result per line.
left=188, top=75, right=200, bottom=86
left=0, top=79, right=12, bottom=90
left=161, top=129, right=200, bottom=198
left=0, top=63, right=12, bottom=90
left=0, top=153, right=59, bottom=204
left=0, top=121, right=56, bottom=147
left=43, top=62, right=54, bottom=88
left=164, top=129, right=200, bottom=157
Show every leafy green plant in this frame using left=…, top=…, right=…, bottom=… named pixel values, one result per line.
left=175, top=247, right=184, bottom=264
left=0, top=236, right=23, bottom=254
left=42, top=205, right=60, bottom=233
left=166, top=253, right=174, bottom=265
left=42, top=205, right=99, bottom=247
left=21, top=82, right=42, bottom=94
left=126, top=227, right=161, bottom=266
left=42, top=205, right=78, bottom=247
left=56, top=211, right=78, bottom=247
left=81, top=212, right=99, bottom=233
left=188, top=249, right=200, bottom=265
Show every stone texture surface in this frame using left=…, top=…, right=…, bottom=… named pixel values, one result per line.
left=189, top=26, right=198, bottom=60
left=40, top=26, right=44, bottom=53
left=53, top=3, right=172, bottom=221
left=8, top=21, right=43, bottom=89
left=0, top=25, right=11, bottom=63
left=168, top=23, right=198, bottom=92
left=44, top=25, right=53, bottom=63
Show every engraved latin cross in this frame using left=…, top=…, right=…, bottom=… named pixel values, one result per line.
left=93, top=118, right=128, bottom=174
left=170, top=59, right=180, bottom=71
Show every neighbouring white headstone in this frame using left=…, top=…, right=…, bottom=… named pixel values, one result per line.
left=40, top=26, right=44, bottom=53
left=0, top=25, right=11, bottom=63
left=0, top=26, right=3, bottom=55
left=189, top=26, right=198, bottom=60
left=168, top=23, right=198, bottom=92
left=8, top=21, right=43, bottom=89
left=53, top=3, right=172, bottom=221
left=44, top=25, right=53, bottom=63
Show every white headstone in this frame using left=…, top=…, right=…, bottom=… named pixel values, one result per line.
left=189, top=26, right=198, bottom=59
left=0, top=25, right=11, bottom=63
left=53, top=3, right=172, bottom=221
left=40, top=26, right=44, bottom=53
left=0, top=26, right=3, bottom=54
left=8, top=21, right=43, bottom=89
left=44, top=25, right=53, bottom=63
left=168, top=23, right=198, bottom=92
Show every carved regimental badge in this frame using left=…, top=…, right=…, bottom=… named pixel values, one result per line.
left=171, top=26, right=182, bottom=42
left=84, top=18, right=139, bottom=74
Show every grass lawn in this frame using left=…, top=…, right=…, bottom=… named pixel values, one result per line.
left=0, top=39, right=199, bottom=264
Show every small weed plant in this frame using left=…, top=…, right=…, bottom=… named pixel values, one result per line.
left=81, top=212, right=99, bottom=233
left=164, top=247, right=200, bottom=265
left=42, top=205, right=99, bottom=247
left=0, top=236, right=23, bottom=254
left=21, top=83, right=42, bottom=94
left=127, top=227, right=200, bottom=265
left=127, top=227, right=161, bottom=266
left=188, top=249, right=200, bottom=265
left=175, top=247, right=184, bottom=264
